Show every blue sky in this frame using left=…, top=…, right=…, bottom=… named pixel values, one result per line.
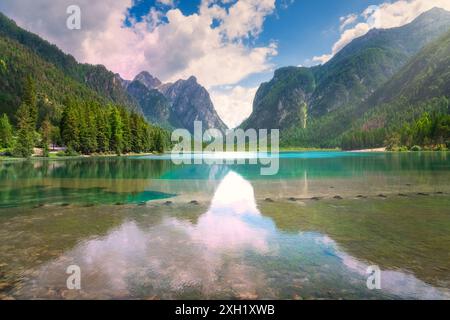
left=1, top=0, right=449, bottom=127
left=123, top=0, right=387, bottom=88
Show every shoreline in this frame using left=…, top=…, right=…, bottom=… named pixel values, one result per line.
left=349, top=147, right=387, bottom=153
left=0, top=152, right=159, bottom=162
left=3, top=147, right=450, bottom=161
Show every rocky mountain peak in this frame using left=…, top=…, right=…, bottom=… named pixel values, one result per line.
left=134, top=71, right=162, bottom=90
left=127, top=72, right=227, bottom=132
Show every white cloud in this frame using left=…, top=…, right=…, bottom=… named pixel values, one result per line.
left=157, top=0, right=175, bottom=7
left=210, top=86, right=258, bottom=128
left=218, top=0, right=276, bottom=40
left=339, top=13, right=358, bottom=31
left=313, top=0, right=450, bottom=64
left=0, top=0, right=279, bottom=127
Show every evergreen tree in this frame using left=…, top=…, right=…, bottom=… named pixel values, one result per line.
left=23, top=75, right=38, bottom=129
left=153, top=128, right=165, bottom=153
left=79, top=109, right=98, bottom=154
left=41, top=116, right=51, bottom=157
left=120, top=108, right=132, bottom=153
left=109, top=107, right=124, bottom=155
left=96, top=110, right=110, bottom=153
left=13, top=103, right=34, bottom=158
left=130, top=113, right=144, bottom=153
left=50, top=126, right=61, bottom=150
left=60, top=102, right=80, bottom=151
left=0, top=113, right=14, bottom=149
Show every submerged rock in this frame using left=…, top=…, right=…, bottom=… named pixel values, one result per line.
left=265, top=198, right=275, bottom=202
left=333, top=196, right=343, bottom=200
left=189, top=200, right=200, bottom=205
left=378, top=194, right=387, bottom=198
left=417, top=192, right=429, bottom=196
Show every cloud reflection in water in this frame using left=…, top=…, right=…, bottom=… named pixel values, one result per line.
left=16, top=171, right=450, bottom=300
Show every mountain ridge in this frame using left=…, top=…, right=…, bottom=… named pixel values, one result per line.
left=125, top=72, right=228, bottom=133
left=241, top=7, right=450, bottom=148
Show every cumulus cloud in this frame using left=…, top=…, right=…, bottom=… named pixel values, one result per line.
left=313, top=0, right=450, bottom=64
left=339, top=13, right=358, bottom=31
left=0, top=0, right=279, bottom=127
left=218, top=0, right=276, bottom=40
left=0, top=0, right=133, bottom=63
left=0, top=0, right=277, bottom=84
left=210, top=86, right=258, bottom=128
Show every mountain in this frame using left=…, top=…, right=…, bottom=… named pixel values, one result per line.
left=241, top=8, right=450, bottom=147
left=134, top=71, right=162, bottom=90
left=242, top=66, right=316, bottom=130
left=127, top=73, right=228, bottom=133
left=160, top=76, right=227, bottom=133
left=355, top=27, right=450, bottom=133
left=0, top=12, right=138, bottom=116
left=0, top=12, right=170, bottom=156
left=0, top=10, right=227, bottom=134
left=126, top=79, right=172, bottom=129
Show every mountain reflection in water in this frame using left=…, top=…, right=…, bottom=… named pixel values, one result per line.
left=12, top=171, right=450, bottom=300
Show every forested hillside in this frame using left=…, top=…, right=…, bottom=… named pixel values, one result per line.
left=0, top=12, right=169, bottom=158
left=242, top=8, right=450, bottom=150
left=340, top=28, right=450, bottom=151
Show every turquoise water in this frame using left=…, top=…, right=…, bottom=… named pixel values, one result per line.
left=0, top=152, right=449, bottom=299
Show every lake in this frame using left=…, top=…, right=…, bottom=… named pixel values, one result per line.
left=0, top=152, right=449, bottom=299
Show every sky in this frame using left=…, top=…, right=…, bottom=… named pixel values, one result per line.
left=1, top=0, right=450, bottom=128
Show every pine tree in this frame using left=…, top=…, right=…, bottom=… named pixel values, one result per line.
left=130, top=113, right=144, bottom=153
left=78, top=108, right=98, bottom=154
left=13, top=103, right=34, bottom=158
left=96, top=110, right=110, bottom=153
left=41, top=116, right=51, bottom=157
left=0, top=113, right=14, bottom=149
left=60, top=102, right=80, bottom=152
left=24, top=75, right=38, bottom=129
left=50, top=126, right=61, bottom=150
left=120, top=108, right=132, bottom=153
left=153, top=128, right=165, bottom=153
left=109, top=107, right=123, bottom=155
